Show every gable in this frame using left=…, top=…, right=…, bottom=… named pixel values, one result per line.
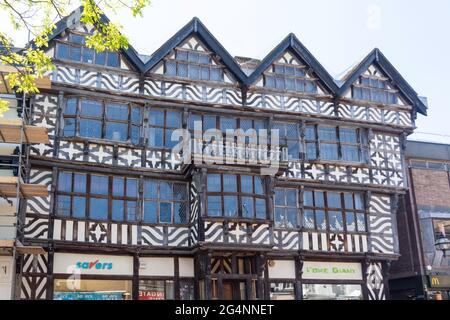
left=149, top=36, right=237, bottom=84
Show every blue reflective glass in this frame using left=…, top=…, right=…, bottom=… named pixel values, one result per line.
left=255, top=199, right=266, bottom=219
left=72, top=196, right=86, bottom=218
left=106, top=52, right=119, bottom=67
left=56, top=43, right=69, bottom=59
left=90, top=175, right=108, bottom=195
left=79, top=119, right=102, bottom=138
left=58, top=172, right=72, bottom=192
left=112, top=200, right=124, bottom=221
left=106, top=122, right=127, bottom=141
left=80, top=100, right=103, bottom=117
left=241, top=197, right=254, bottom=218
left=207, top=196, right=222, bottom=216
left=57, top=195, right=71, bottom=216
left=143, top=200, right=157, bottom=223
left=159, top=202, right=172, bottom=223
left=89, top=198, right=108, bottom=220
left=224, top=196, right=238, bottom=217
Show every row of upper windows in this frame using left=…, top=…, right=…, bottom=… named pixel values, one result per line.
left=61, top=97, right=366, bottom=163
left=55, top=33, right=399, bottom=105
left=56, top=170, right=368, bottom=234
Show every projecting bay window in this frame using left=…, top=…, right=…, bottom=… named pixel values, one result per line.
left=143, top=180, right=188, bottom=224
left=147, top=109, right=182, bottom=149
left=55, top=32, right=120, bottom=68
left=62, top=97, right=141, bottom=144
left=206, top=173, right=267, bottom=219
left=302, top=190, right=366, bottom=233
left=164, top=48, right=223, bottom=82
left=352, top=75, right=397, bottom=105
left=305, top=125, right=363, bottom=163
left=56, top=171, right=138, bottom=222
left=264, top=63, right=317, bottom=93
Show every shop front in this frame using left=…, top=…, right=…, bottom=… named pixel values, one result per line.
left=53, top=253, right=133, bottom=300
left=301, top=261, right=364, bottom=300
left=427, top=274, right=450, bottom=300
left=0, top=256, right=14, bottom=300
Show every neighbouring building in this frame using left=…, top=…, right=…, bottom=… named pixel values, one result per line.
left=15, top=6, right=428, bottom=300
left=390, top=140, right=450, bottom=300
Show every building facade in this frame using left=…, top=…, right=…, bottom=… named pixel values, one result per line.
left=15, top=7, right=428, bottom=300
left=390, top=140, right=450, bottom=300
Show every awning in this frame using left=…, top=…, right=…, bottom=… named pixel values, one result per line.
left=0, top=118, right=49, bottom=144
left=0, top=176, right=48, bottom=198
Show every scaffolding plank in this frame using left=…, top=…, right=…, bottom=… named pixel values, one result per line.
left=0, top=176, right=48, bottom=198
left=0, top=119, right=49, bottom=144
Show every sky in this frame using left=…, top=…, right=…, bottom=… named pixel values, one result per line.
left=2, top=0, right=449, bottom=142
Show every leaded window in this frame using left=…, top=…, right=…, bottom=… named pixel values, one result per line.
left=273, top=122, right=300, bottom=160
left=164, top=48, right=223, bottom=82
left=305, top=125, right=363, bottom=162
left=302, top=190, right=366, bottom=233
left=143, top=179, right=188, bottom=224
left=206, top=173, right=267, bottom=219
left=55, top=32, right=120, bottom=68
left=274, top=188, right=299, bottom=228
left=352, top=75, right=397, bottom=104
left=147, top=109, right=182, bottom=148
left=62, top=97, right=141, bottom=144
left=264, top=63, right=317, bottom=93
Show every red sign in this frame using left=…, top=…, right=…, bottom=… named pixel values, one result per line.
left=138, top=290, right=165, bottom=300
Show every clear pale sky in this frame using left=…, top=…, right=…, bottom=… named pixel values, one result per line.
left=3, top=0, right=449, bottom=142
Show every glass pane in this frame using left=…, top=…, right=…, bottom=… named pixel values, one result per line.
left=207, top=174, right=221, bottom=192
left=112, top=200, right=124, bottom=221
left=286, top=78, right=296, bottom=91
left=165, top=60, right=176, bottom=76
left=223, top=174, right=237, bottom=192
left=73, top=174, right=86, bottom=193
left=65, top=98, right=77, bottom=115
left=200, top=66, right=209, bottom=80
left=342, top=145, right=360, bottom=162
left=329, top=211, right=344, bottom=231
left=95, top=51, right=106, bottom=65
left=265, top=75, right=275, bottom=88
left=303, top=191, right=313, bottom=207
left=63, top=118, right=76, bottom=136
left=305, top=126, right=315, bottom=140
left=302, top=284, right=362, bottom=300
left=106, top=122, right=127, bottom=141
left=275, top=207, right=284, bottom=227
left=327, top=192, right=342, bottom=208
left=126, top=179, right=138, bottom=197
left=173, top=202, right=187, bottom=224
left=275, top=189, right=285, bottom=206
left=320, top=143, right=338, bottom=160
left=354, top=194, right=364, bottom=210
left=56, top=43, right=69, bottom=59
left=139, top=280, right=166, bottom=300
left=159, top=202, right=172, bottom=223
left=241, top=175, right=253, bottom=194
left=126, top=201, right=138, bottom=221
left=270, top=283, right=295, bottom=300
left=254, top=176, right=264, bottom=195
left=57, top=195, right=71, bottom=216
left=188, top=65, right=200, bottom=80
left=356, top=213, right=366, bottom=232
left=303, top=210, right=315, bottom=229
left=149, top=109, right=165, bottom=126
left=224, top=196, right=238, bottom=217
left=210, top=68, right=222, bottom=81
left=72, top=196, right=86, bottom=218
left=80, top=100, right=103, bottom=117
left=207, top=196, right=222, bottom=216
left=106, top=103, right=128, bottom=121
left=106, top=52, right=119, bottom=67
left=316, top=210, right=326, bottom=230
left=318, top=126, right=337, bottom=141
left=113, top=177, right=124, bottom=196
left=143, top=200, right=157, bottom=223
left=220, top=117, right=237, bottom=131
left=82, top=47, right=94, bottom=63
left=69, top=34, right=85, bottom=44
left=176, top=50, right=188, bottom=61
left=130, top=107, right=141, bottom=124
left=188, top=52, right=199, bottom=63
left=306, top=143, right=317, bottom=160
left=315, top=192, right=324, bottom=207
left=198, top=53, right=210, bottom=64
left=69, top=46, right=81, bottom=61
left=304, top=80, right=317, bottom=93
left=90, top=175, right=108, bottom=195
left=256, top=198, right=267, bottom=219
left=79, top=119, right=102, bottom=138
left=148, top=127, right=164, bottom=148
left=178, top=62, right=188, bottom=77
left=179, top=280, right=195, bottom=300
left=340, top=128, right=357, bottom=143
left=241, top=197, right=254, bottom=218
left=346, top=212, right=356, bottom=232
left=275, top=76, right=285, bottom=89
left=131, top=126, right=140, bottom=145
left=204, top=115, right=216, bottom=130
left=160, top=182, right=172, bottom=200
left=286, top=189, right=297, bottom=207
left=166, top=111, right=181, bottom=128
left=144, top=180, right=158, bottom=199
left=344, top=193, right=354, bottom=209
left=89, top=198, right=108, bottom=220
left=173, top=183, right=187, bottom=201
left=286, top=208, right=297, bottom=227
left=166, top=129, right=177, bottom=148
left=58, top=172, right=72, bottom=192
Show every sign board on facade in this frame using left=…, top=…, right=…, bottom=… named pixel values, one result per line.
left=302, top=261, right=363, bottom=280
left=53, top=253, right=133, bottom=276
left=428, top=275, right=450, bottom=288
left=139, top=257, right=174, bottom=277
left=268, top=260, right=296, bottom=279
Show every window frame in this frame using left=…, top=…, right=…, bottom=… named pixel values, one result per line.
left=274, top=187, right=300, bottom=229
left=351, top=75, right=398, bottom=105
left=263, top=62, right=318, bottom=93
left=147, top=108, right=183, bottom=149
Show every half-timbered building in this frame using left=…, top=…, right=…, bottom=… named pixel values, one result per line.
left=16, top=7, right=428, bottom=300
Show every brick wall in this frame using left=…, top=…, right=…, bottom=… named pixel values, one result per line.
left=411, top=168, right=450, bottom=209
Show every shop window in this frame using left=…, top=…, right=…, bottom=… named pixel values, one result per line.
left=54, top=279, right=132, bottom=300
left=164, top=48, right=223, bottom=82
left=138, top=279, right=174, bottom=300
left=269, top=282, right=295, bottom=300
left=433, top=219, right=450, bottom=242
left=147, top=109, right=182, bottom=148
left=62, top=97, right=141, bottom=144
left=206, top=173, right=266, bottom=219
left=302, top=284, right=363, bottom=300
left=264, top=63, right=317, bottom=93
left=273, top=122, right=300, bottom=160
left=143, top=179, right=188, bottom=224
left=55, top=32, right=120, bottom=68
left=179, top=280, right=195, bottom=300
left=274, top=188, right=299, bottom=228
left=305, top=125, right=363, bottom=162
left=302, top=190, right=366, bottom=233
left=352, top=75, right=397, bottom=104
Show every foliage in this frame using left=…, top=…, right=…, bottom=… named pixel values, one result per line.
left=0, top=0, right=150, bottom=116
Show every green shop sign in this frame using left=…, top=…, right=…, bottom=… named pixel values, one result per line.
left=302, top=261, right=363, bottom=280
